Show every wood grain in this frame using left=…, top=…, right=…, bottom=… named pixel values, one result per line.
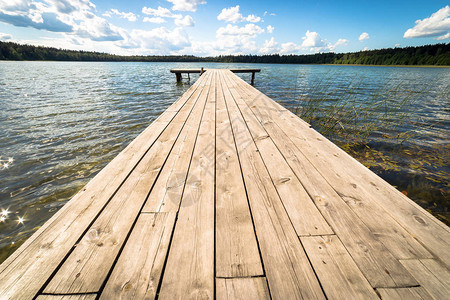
left=400, top=259, right=450, bottom=299
left=44, top=72, right=210, bottom=294
left=158, top=70, right=217, bottom=299
left=100, top=212, right=176, bottom=299
left=231, top=74, right=418, bottom=288
left=216, top=277, right=270, bottom=300
left=222, top=70, right=325, bottom=299
left=0, top=73, right=208, bottom=300
left=215, top=72, right=263, bottom=277
left=301, top=235, right=379, bottom=299
left=377, top=287, right=433, bottom=299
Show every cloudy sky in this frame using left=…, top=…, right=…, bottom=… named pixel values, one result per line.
left=0, top=0, right=449, bottom=56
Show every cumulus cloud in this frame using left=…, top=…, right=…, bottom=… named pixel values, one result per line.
left=217, top=6, right=262, bottom=23
left=395, top=43, right=401, bottom=47
left=0, top=0, right=126, bottom=42
left=143, top=17, right=166, bottom=24
left=280, top=42, right=301, bottom=54
left=217, top=23, right=264, bottom=38
left=214, top=23, right=264, bottom=54
left=75, top=12, right=124, bottom=41
left=359, top=32, right=369, bottom=41
left=246, top=14, right=261, bottom=23
left=166, top=0, right=206, bottom=12
left=118, top=27, right=190, bottom=53
left=259, top=37, right=279, bottom=54
left=301, top=30, right=326, bottom=48
left=362, top=47, right=369, bottom=51
left=266, top=25, right=274, bottom=34
left=281, top=31, right=348, bottom=54
left=103, top=9, right=137, bottom=22
left=0, top=0, right=74, bottom=32
left=218, top=6, right=243, bottom=23
left=404, top=6, right=450, bottom=39
left=174, top=15, right=194, bottom=27
left=142, top=6, right=181, bottom=19
left=436, top=32, right=450, bottom=40
left=334, top=38, right=348, bottom=46
left=0, top=32, right=12, bottom=40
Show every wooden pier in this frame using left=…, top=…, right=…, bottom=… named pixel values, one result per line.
left=171, top=68, right=260, bottom=85
left=0, top=69, right=449, bottom=299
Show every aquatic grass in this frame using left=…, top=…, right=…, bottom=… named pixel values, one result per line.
left=291, top=70, right=449, bottom=224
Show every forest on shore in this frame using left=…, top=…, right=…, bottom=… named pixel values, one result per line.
left=0, top=41, right=448, bottom=66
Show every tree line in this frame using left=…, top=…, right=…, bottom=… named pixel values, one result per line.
left=0, top=41, right=448, bottom=65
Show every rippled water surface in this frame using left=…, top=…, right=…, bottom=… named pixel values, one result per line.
left=0, top=62, right=448, bottom=262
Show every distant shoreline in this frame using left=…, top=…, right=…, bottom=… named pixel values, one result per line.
left=322, top=64, right=450, bottom=68
left=1, top=41, right=449, bottom=66
left=2, top=60, right=449, bottom=68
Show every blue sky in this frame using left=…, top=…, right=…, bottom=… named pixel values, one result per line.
left=0, top=0, right=448, bottom=56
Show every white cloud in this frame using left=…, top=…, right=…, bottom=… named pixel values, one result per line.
left=217, top=6, right=262, bottom=23
left=301, top=30, right=326, bottom=48
left=334, top=38, right=348, bottom=47
left=281, top=31, right=348, bottom=54
left=0, top=0, right=128, bottom=42
left=103, top=9, right=136, bottom=22
left=0, top=32, right=12, bottom=40
left=166, top=0, right=206, bottom=12
left=174, top=15, right=194, bottom=27
left=217, top=23, right=264, bottom=38
left=436, top=32, right=450, bottom=40
left=142, top=6, right=181, bottom=19
left=326, top=38, right=349, bottom=52
left=217, top=6, right=243, bottom=23
left=143, top=17, right=166, bottom=24
left=75, top=12, right=124, bottom=41
left=404, top=6, right=450, bottom=39
left=359, top=32, right=370, bottom=41
left=259, top=37, right=279, bottom=54
left=266, top=25, right=274, bottom=34
left=118, top=27, right=190, bottom=53
left=395, top=43, right=401, bottom=47
left=362, top=47, right=369, bottom=51
left=280, top=42, right=301, bottom=54
left=213, top=23, right=264, bottom=54
left=246, top=14, right=261, bottom=23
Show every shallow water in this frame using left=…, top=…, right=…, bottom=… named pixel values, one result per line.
left=0, top=61, right=448, bottom=262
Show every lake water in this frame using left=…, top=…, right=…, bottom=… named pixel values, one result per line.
left=0, top=61, right=448, bottom=262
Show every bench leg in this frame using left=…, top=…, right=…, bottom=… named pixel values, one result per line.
left=251, top=72, right=255, bottom=85
left=176, top=73, right=182, bottom=82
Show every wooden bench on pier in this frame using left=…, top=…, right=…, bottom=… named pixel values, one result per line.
left=171, top=68, right=260, bottom=85
left=0, top=69, right=448, bottom=299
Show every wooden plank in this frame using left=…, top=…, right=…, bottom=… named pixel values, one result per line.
left=158, top=70, right=216, bottom=299
left=223, top=72, right=333, bottom=237
left=36, top=295, right=96, bottom=300
left=263, top=109, right=432, bottom=260
left=301, top=235, right=379, bottom=299
left=100, top=212, right=176, bottom=299
left=215, top=71, right=263, bottom=277
left=0, top=73, right=209, bottom=299
left=216, top=277, right=270, bottom=300
left=400, top=259, right=450, bottom=300
left=43, top=72, right=212, bottom=294
left=221, top=70, right=325, bottom=299
left=232, top=74, right=450, bottom=265
left=228, top=72, right=417, bottom=288
left=377, top=287, right=433, bottom=299
left=143, top=73, right=215, bottom=213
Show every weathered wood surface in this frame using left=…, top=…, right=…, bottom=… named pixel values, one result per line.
left=0, top=69, right=449, bottom=299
